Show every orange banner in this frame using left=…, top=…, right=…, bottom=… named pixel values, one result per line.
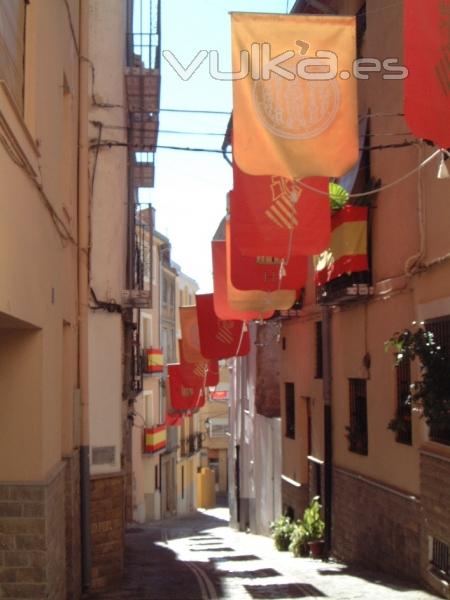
left=179, top=306, right=204, bottom=364
left=231, top=13, right=358, bottom=179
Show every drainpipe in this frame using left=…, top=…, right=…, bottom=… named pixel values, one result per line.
left=321, top=306, right=333, bottom=558
left=78, top=0, right=91, bottom=590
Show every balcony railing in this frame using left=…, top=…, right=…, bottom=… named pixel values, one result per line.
left=317, top=272, right=372, bottom=306
left=144, top=424, right=166, bottom=454
left=180, top=433, right=203, bottom=457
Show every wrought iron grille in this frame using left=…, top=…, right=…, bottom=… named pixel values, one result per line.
left=348, top=379, right=368, bottom=455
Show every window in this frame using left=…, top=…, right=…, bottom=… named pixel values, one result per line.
left=142, top=315, right=152, bottom=349
left=209, top=418, right=229, bottom=438
left=425, top=316, right=450, bottom=445
left=348, top=379, right=368, bottom=455
left=285, top=382, right=295, bottom=439
left=315, top=322, right=323, bottom=379
left=154, top=465, right=159, bottom=490
left=395, top=359, right=412, bottom=445
left=0, top=1, right=27, bottom=112
left=431, top=537, right=449, bottom=581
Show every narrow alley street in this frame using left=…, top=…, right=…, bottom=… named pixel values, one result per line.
left=88, top=503, right=439, bottom=600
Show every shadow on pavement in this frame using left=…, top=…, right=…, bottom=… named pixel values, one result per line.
left=244, top=582, right=327, bottom=598
left=318, top=564, right=426, bottom=593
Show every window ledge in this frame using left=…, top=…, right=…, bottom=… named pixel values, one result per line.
left=0, top=81, right=40, bottom=177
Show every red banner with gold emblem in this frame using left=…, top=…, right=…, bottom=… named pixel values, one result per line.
left=196, top=293, right=250, bottom=359
left=167, top=363, right=206, bottom=412
left=404, top=0, right=450, bottom=148
left=178, top=341, right=219, bottom=387
left=212, top=240, right=275, bottom=321
left=231, top=166, right=330, bottom=257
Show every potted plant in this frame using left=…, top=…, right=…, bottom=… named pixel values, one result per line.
left=386, top=326, right=450, bottom=445
left=302, top=496, right=325, bottom=558
left=289, top=521, right=310, bottom=557
left=269, top=515, right=294, bottom=551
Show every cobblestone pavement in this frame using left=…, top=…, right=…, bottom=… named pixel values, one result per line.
left=88, top=506, right=440, bottom=600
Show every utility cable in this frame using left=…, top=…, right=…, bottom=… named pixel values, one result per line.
left=297, top=149, right=443, bottom=199
left=0, top=132, right=76, bottom=245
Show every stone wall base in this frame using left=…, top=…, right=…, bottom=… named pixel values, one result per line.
left=0, top=463, right=66, bottom=599
left=420, top=450, right=450, bottom=599
left=90, top=472, right=125, bottom=591
left=333, top=467, right=421, bottom=583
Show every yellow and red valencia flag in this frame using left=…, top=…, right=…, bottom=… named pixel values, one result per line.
left=231, top=13, right=358, bottom=179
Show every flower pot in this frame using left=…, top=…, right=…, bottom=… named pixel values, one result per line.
left=308, top=540, right=325, bottom=559
left=274, top=535, right=291, bottom=551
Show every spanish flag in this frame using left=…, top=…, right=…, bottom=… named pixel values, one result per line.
left=315, top=205, right=368, bottom=285
left=231, top=13, right=358, bottom=179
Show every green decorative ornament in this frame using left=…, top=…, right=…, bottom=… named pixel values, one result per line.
left=329, top=182, right=349, bottom=210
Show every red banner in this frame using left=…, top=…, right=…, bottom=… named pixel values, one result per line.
left=212, top=240, right=274, bottom=321
left=178, top=340, right=219, bottom=387
left=228, top=222, right=308, bottom=292
left=196, top=293, right=250, bottom=359
left=165, top=412, right=183, bottom=427
left=404, top=1, right=450, bottom=148
left=167, top=363, right=205, bottom=412
left=231, top=166, right=330, bottom=257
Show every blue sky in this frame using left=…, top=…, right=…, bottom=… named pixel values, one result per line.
left=139, top=0, right=296, bottom=291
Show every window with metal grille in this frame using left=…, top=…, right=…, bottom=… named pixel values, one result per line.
left=348, top=379, right=368, bottom=455
left=395, top=359, right=412, bottom=445
left=426, top=316, right=450, bottom=355
left=315, top=322, right=323, bottom=379
left=431, top=537, right=449, bottom=580
left=425, top=316, right=450, bottom=445
left=285, top=382, right=295, bottom=439
left=0, top=1, right=27, bottom=112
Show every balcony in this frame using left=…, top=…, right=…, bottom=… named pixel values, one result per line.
left=316, top=272, right=372, bottom=306
left=144, top=424, right=166, bottom=454
left=180, top=433, right=203, bottom=457
left=143, top=347, right=164, bottom=375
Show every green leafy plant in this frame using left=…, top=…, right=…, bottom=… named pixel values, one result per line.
left=269, top=515, right=294, bottom=551
left=302, top=496, right=325, bottom=542
left=385, top=326, right=450, bottom=444
left=289, top=521, right=310, bottom=557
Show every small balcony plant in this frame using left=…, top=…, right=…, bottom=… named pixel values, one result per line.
left=386, top=326, right=450, bottom=445
left=269, top=515, right=294, bottom=551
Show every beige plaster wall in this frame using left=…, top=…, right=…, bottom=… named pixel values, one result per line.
left=87, top=0, right=128, bottom=475
left=0, top=0, right=80, bottom=481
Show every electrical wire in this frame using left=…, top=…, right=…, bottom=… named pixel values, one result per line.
left=0, top=132, right=76, bottom=245
left=161, top=108, right=230, bottom=115
left=298, top=148, right=442, bottom=199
